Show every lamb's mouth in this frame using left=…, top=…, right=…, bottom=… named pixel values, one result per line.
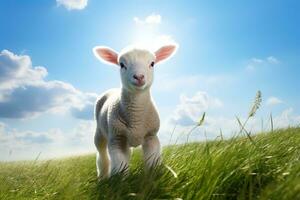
left=132, top=81, right=145, bottom=88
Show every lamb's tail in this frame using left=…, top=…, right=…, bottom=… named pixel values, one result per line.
left=94, top=95, right=108, bottom=121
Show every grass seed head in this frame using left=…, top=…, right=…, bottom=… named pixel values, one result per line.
left=197, top=112, right=206, bottom=126
left=249, top=90, right=262, bottom=118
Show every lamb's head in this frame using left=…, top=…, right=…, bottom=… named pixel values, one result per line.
left=93, top=44, right=177, bottom=93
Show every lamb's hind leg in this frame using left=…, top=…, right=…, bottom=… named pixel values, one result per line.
left=94, top=130, right=110, bottom=179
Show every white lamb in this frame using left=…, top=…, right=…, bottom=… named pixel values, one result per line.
left=93, top=44, right=177, bottom=178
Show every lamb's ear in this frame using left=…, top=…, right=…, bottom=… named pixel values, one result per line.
left=155, top=44, right=178, bottom=63
left=93, top=46, right=119, bottom=65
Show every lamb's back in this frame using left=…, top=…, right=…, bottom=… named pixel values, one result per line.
left=95, top=88, right=120, bottom=135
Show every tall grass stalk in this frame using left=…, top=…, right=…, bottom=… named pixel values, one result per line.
left=237, top=90, right=262, bottom=144
left=185, top=112, right=206, bottom=143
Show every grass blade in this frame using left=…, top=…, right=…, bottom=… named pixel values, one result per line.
left=270, top=113, right=274, bottom=133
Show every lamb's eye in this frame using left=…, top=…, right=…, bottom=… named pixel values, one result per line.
left=150, top=61, right=155, bottom=67
left=120, top=62, right=127, bottom=70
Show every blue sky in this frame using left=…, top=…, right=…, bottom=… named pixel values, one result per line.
left=0, top=0, right=299, bottom=160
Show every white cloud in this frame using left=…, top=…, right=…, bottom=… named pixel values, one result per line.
left=158, top=91, right=225, bottom=145
left=72, top=120, right=95, bottom=142
left=246, top=56, right=280, bottom=71
left=70, top=93, right=97, bottom=120
left=251, top=58, right=264, bottom=64
left=271, top=108, right=300, bottom=128
left=267, top=56, right=279, bottom=64
left=0, top=121, right=95, bottom=161
left=0, top=50, right=96, bottom=119
left=266, top=96, right=283, bottom=106
left=134, top=14, right=161, bottom=25
left=171, top=91, right=223, bottom=126
left=56, top=0, right=88, bottom=10
left=0, top=50, right=47, bottom=91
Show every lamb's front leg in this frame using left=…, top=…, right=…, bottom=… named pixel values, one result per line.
left=142, top=135, right=161, bottom=169
left=108, top=135, right=130, bottom=176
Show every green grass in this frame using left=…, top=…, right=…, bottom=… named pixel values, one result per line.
left=0, top=128, right=299, bottom=200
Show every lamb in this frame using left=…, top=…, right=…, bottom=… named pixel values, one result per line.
left=93, top=44, right=178, bottom=178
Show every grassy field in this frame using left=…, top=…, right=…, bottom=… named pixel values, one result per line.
left=0, top=127, right=299, bottom=200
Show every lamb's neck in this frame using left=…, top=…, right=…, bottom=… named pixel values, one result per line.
left=120, top=88, right=152, bottom=123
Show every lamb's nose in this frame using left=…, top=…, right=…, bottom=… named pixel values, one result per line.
left=133, top=74, right=145, bottom=81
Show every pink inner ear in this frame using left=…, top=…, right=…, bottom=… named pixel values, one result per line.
left=95, top=48, right=118, bottom=65
left=155, top=45, right=176, bottom=63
